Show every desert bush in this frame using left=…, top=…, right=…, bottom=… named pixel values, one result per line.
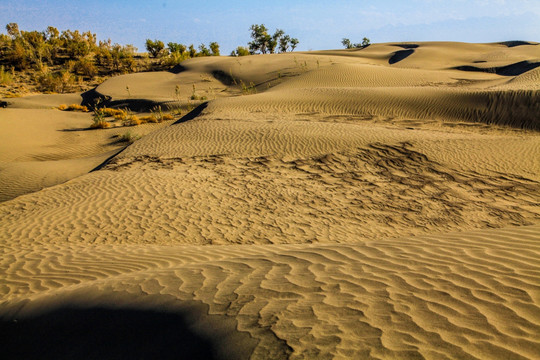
left=73, top=57, right=97, bottom=78
left=248, top=25, right=298, bottom=54
left=90, top=108, right=111, bottom=128
left=209, top=42, right=220, bottom=56
left=37, top=69, right=75, bottom=93
left=5, top=39, right=30, bottom=69
left=111, top=44, right=135, bottom=72
left=101, top=107, right=124, bottom=117
left=240, top=80, right=257, bottom=95
left=58, top=103, right=88, bottom=112
left=230, top=46, right=250, bottom=57
left=198, top=44, right=211, bottom=57
left=123, top=114, right=142, bottom=126
left=290, top=38, right=299, bottom=51
left=167, top=42, right=186, bottom=54
left=342, top=37, right=370, bottom=49
left=5, top=23, right=20, bottom=37
left=189, top=84, right=207, bottom=101
left=62, top=30, right=96, bottom=59
left=117, top=131, right=141, bottom=143
left=188, top=44, right=197, bottom=58
left=140, top=115, right=158, bottom=123
left=113, top=109, right=128, bottom=121
left=145, top=39, right=165, bottom=58
left=161, top=51, right=190, bottom=66
left=0, top=65, right=13, bottom=85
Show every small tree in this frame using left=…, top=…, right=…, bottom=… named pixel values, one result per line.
left=342, top=38, right=353, bottom=49
left=209, top=42, right=220, bottom=56
left=342, top=37, right=370, bottom=49
left=198, top=43, right=211, bottom=56
left=279, top=35, right=291, bottom=53
left=290, top=38, right=299, bottom=51
left=168, top=42, right=186, bottom=55
left=188, top=44, right=197, bottom=57
left=248, top=25, right=298, bottom=54
left=230, top=46, right=250, bottom=57
left=6, top=23, right=20, bottom=38
left=249, top=24, right=271, bottom=54
left=145, top=39, right=165, bottom=58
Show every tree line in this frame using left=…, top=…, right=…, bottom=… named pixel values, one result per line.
left=0, top=23, right=136, bottom=75
left=146, top=24, right=300, bottom=59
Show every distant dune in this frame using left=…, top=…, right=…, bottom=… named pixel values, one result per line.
left=1, top=41, right=539, bottom=359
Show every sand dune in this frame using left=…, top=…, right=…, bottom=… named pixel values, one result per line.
left=1, top=41, right=539, bottom=359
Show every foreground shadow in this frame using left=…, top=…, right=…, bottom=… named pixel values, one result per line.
left=173, top=102, right=208, bottom=125
left=1, top=306, right=224, bottom=360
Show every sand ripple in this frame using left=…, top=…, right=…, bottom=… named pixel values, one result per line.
left=2, top=226, right=539, bottom=359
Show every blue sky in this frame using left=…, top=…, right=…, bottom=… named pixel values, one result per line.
left=1, top=0, right=539, bottom=53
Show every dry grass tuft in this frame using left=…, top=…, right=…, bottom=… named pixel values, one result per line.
left=102, top=108, right=125, bottom=117
left=117, top=131, right=141, bottom=143
left=123, top=114, right=142, bottom=126
left=58, top=104, right=89, bottom=112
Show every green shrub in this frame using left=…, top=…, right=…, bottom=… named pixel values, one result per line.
left=161, top=51, right=190, bottom=66
left=37, top=69, right=75, bottom=93
left=0, top=65, right=13, bottom=85
left=145, top=39, right=165, bottom=58
left=90, top=108, right=111, bottom=128
left=248, top=24, right=298, bottom=54
left=209, top=42, right=220, bottom=56
left=117, top=131, right=141, bottom=143
left=73, top=57, right=97, bottom=78
left=167, top=42, right=186, bottom=54
left=231, top=46, right=250, bottom=57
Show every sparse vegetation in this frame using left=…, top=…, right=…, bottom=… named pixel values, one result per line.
left=0, top=65, right=13, bottom=85
left=240, top=80, right=257, bottom=95
left=90, top=108, right=111, bottom=129
left=341, top=37, right=370, bottom=49
left=117, top=131, right=141, bottom=143
left=190, top=84, right=207, bottom=101
left=36, top=68, right=76, bottom=93
left=230, top=46, right=250, bottom=57
left=145, top=39, right=165, bottom=58
left=209, top=42, right=220, bottom=56
left=248, top=24, right=299, bottom=54
left=58, top=103, right=89, bottom=112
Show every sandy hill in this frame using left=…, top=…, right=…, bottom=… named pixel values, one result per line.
left=1, top=41, right=539, bottom=359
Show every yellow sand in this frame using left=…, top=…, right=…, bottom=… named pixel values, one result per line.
left=1, top=41, right=539, bottom=359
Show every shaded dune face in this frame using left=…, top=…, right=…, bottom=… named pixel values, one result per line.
left=1, top=307, right=223, bottom=360
left=1, top=41, right=539, bottom=359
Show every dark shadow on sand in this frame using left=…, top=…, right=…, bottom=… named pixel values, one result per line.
left=389, top=49, right=415, bottom=64
left=392, top=44, right=419, bottom=49
left=499, top=41, right=538, bottom=48
left=453, top=60, right=540, bottom=76
left=1, top=306, right=225, bottom=360
left=173, top=102, right=208, bottom=125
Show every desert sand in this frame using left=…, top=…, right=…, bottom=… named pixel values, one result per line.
left=1, top=41, right=539, bottom=359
